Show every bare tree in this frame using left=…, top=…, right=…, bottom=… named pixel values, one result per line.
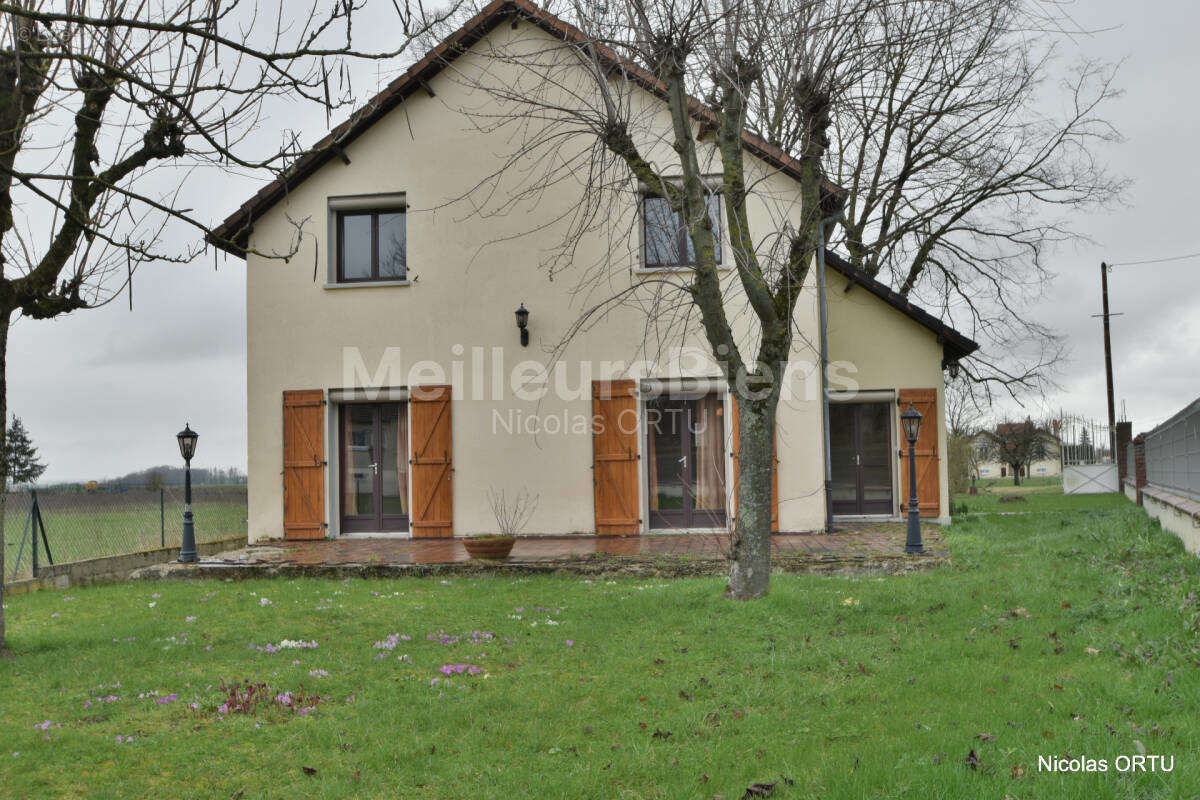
left=426, top=0, right=888, bottom=599
left=0, top=0, right=460, bottom=657
left=753, top=0, right=1124, bottom=399
left=980, top=418, right=1049, bottom=486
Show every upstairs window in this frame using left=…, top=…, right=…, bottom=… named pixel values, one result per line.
left=643, top=194, right=722, bottom=269
left=336, top=207, right=407, bottom=282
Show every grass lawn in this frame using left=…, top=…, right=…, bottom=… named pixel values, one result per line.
left=954, top=491, right=1132, bottom=514
left=3, top=496, right=1198, bottom=798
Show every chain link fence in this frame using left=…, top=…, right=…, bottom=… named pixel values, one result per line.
left=1145, top=397, right=1200, bottom=502
left=4, top=485, right=247, bottom=582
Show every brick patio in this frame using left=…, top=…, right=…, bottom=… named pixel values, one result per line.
left=166, top=522, right=948, bottom=580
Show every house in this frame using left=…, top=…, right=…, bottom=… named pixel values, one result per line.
left=974, top=424, right=1062, bottom=479
left=210, top=0, right=978, bottom=543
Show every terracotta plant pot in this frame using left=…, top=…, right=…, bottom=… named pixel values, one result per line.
left=463, top=536, right=516, bottom=560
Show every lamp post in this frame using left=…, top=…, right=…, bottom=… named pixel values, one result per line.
left=176, top=423, right=199, bottom=563
left=900, top=403, right=924, bottom=554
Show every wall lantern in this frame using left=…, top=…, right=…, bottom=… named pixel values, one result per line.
left=945, top=359, right=961, bottom=380
left=899, top=403, right=924, bottom=554
left=176, top=423, right=199, bottom=563
left=515, top=302, right=530, bottom=347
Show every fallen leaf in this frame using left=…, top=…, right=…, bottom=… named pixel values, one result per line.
left=742, top=781, right=776, bottom=798
left=301, top=766, right=318, bottom=776
left=1011, top=765, right=1025, bottom=779
left=975, top=733, right=996, bottom=742
left=964, top=749, right=981, bottom=770
left=679, top=690, right=693, bottom=702
left=1133, top=739, right=1146, bottom=755
left=652, top=728, right=673, bottom=739
left=1085, top=647, right=1100, bottom=656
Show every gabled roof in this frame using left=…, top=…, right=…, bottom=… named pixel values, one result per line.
left=823, top=250, right=978, bottom=363
left=208, top=0, right=843, bottom=256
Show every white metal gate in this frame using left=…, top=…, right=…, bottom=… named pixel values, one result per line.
left=1063, top=464, right=1119, bottom=494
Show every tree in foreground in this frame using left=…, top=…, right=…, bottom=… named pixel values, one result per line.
left=0, top=0, right=459, bottom=657
left=981, top=420, right=1050, bottom=486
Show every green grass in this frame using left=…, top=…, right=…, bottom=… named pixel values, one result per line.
left=3, top=496, right=1199, bottom=798
left=954, top=491, right=1131, bottom=514
left=4, top=488, right=246, bottom=580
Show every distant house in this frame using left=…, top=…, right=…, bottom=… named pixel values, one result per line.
left=210, top=0, right=978, bottom=542
left=974, top=423, right=1062, bottom=479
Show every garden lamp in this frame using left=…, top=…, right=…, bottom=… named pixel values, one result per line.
left=900, top=403, right=924, bottom=554
left=176, top=423, right=199, bottom=563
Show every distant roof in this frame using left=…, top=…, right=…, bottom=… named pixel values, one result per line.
left=209, top=0, right=845, bottom=256
left=823, top=250, right=978, bottom=364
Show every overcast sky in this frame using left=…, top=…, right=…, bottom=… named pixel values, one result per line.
left=10, top=0, right=1199, bottom=483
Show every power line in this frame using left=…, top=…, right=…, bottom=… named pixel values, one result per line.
left=1109, top=250, right=1200, bottom=267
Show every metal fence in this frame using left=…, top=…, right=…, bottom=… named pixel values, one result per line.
left=1058, top=413, right=1114, bottom=466
left=4, top=485, right=247, bottom=582
left=1145, top=397, right=1200, bottom=501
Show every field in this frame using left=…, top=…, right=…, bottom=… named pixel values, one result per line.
left=2, top=493, right=1197, bottom=798
left=3, top=487, right=247, bottom=580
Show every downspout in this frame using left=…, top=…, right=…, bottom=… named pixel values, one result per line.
left=816, top=214, right=841, bottom=534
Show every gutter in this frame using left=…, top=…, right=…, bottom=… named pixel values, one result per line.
left=816, top=214, right=842, bottom=534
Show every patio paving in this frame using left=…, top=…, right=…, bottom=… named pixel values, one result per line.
left=139, top=522, right=949, bottom=581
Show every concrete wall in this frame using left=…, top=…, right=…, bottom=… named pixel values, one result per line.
left=1063, top=464, right=1119, bottom=494
left=1141, top=490, right=1200, bottom=554
left=4, top=536, right=246, bottom=595
left=242, top=22, right=952, bottom=540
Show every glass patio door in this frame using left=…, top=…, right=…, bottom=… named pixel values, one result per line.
left=647, top=394, right=727, bottom=529
left=339, top=403, right=409, bottom=533
left=829, top=402, right=894, bottom=515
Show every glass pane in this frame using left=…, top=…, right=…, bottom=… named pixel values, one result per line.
left=644, top=197, right=680, bottom=266
left=340, top=214, right=372, bottom=280
left=859, top=404, right=892, bottom=505
left=378, top=212, right=406, bottom=279
left=829, top=404, right=857, bottom=506
left=691, top=395, right=726, bottom=512
left=343, top=405, right=376, bottom=516
left=648, top=399, right=685, bottom=510
left=380, top=404, right=408, bottom=515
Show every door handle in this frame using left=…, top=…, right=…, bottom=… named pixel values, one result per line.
left=678, top=456, right=687, bottom=467
left=371, top=462, right=379, bottom=475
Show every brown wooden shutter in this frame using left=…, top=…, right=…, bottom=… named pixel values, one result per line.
left=282, top=390, right=326, bottom=540
left=592, top=380, right=640, bottom=535
left=898, top=388, right=940, bottom=518
left=410, top=385, right=454, bottom=538
left=730, top=395, right=779, bottom=532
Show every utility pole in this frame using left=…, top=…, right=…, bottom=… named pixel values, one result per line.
left=1099, top=262, right=1117, bottom=459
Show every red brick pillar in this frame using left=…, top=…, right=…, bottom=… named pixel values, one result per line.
left=1132, top=434, right=1147, bottom=506
left=1116, top=421, right=1132, bottom=483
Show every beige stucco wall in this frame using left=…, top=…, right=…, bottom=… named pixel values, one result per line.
left=241, top=22, right=952, bottom=541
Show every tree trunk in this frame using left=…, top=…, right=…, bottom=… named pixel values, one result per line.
left=0, top=309, right=10, bottom=658
left=1012, top=467, right=1021, bottom=487
left=726, top=396, right=775, bottom=600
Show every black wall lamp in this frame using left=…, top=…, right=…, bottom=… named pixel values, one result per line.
left=515, top=302, right=530, bottom=347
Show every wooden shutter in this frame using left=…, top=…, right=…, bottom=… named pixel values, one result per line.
left=410, top=385, right=454, bottom=538
left=592, top=380, right=640, bottom=535
left=282, top=390, right=326, bottom=540
left=730, top=396, right=779, bottom=532
left=898, top=388, right=940, bottom=518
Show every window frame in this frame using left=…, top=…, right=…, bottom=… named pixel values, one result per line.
left=640, top=193, right=723, bottom=271
left=333, top=202, right=407, bottom=285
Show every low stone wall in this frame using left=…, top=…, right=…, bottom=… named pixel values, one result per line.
left=4, top=535, right=247, bottom=595
left=1138, top=486, right=1200, bottom=554
left=130, top=549, right=949, bottom=582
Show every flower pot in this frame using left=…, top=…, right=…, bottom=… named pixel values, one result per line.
left=463, top=536, right=516, bottom=560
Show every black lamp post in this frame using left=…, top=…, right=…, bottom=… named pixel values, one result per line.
left=515, top=303, right=530, bottom=347
left=176, top=423, right=199, bottom=563
left=900, top=403, right=924, bottom=554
